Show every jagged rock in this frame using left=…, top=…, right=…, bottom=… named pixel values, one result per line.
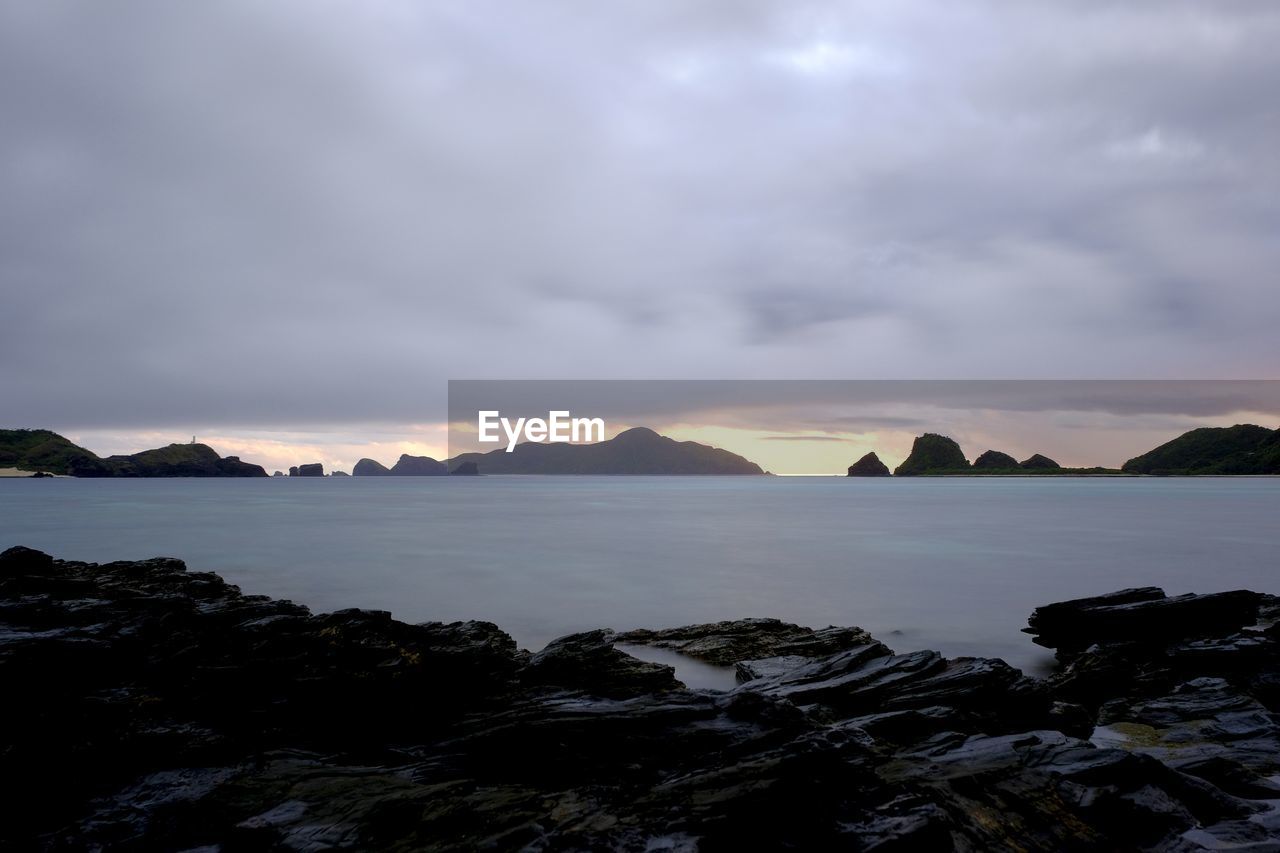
left=389, top=454, right=447, bottom=476
left=352, top=458, right=390, bottom=476
left=847, top=452, right=891, bottom=477
left=615, top=618, right=875, bottom=666
left=450, top=460, right=480, bottom=475
left=880, top=730, right=1258, bottom=850
left=331, top=470, right=349, bottom=477
left=1094, top=677, right=1280, bottom=780
left=1025, top=587, right=1264, bottom=658
left=522, top=630, right=680, bottom=698
left=295, top=463, right=324, bottom=477
left=738, top=646, right=1050, bottom=734
left=0, top=545, right=54, bottom=575
left=5, top=547, right=1280, bottom=850
left=973, top=449, right=1019, bottom=469
left=272, top=470, right=284, bottom=477
left=893, top=433, right=969, bottom=475
left=1020, top=453, right=1061, bottom=470
left=288, top=466, right=298, bottom=477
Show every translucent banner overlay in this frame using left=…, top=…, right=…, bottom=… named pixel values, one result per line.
left=446, top=380, right=1280, bottom=476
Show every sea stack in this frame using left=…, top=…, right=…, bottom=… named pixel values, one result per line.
left=847, top=452, right=891, bottom=477
left=894, top=434, right=969, bottom=476
left=296, top=463, right=325, bottom=477
left=973, top=450, right=1019, bottom=470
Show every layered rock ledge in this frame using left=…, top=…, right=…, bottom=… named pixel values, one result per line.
left=2, top=545, right=1278, bottom=850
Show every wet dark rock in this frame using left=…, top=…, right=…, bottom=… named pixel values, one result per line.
left=0, top=545, right=55, bottom=575
left=522, top=629, right=680, bottom=698
left=615, top=618, right=875, bottom=666
left=973, top=449, right=1020, bottom=469
left=847, top=452, right=891, bottom=476
left=1026, top=587, right=1264, bottom=658
left=4, top=547, right=1280, bottom=850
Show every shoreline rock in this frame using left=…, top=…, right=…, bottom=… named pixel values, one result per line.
left=2, top=545, right=1279, bottom=850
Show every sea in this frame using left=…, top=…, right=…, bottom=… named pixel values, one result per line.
left=3, top=476, right=1276, bottom=682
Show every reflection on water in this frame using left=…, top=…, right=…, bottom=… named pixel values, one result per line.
left=614, top=643, right=740, bottom=691
left=1, top=476, right=1276, bottom=674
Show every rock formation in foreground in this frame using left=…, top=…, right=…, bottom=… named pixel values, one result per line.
left=972, top=449, right=1020, bottom=470
left=846, top=452, right=891, bottom=477
left=3, top=545, right=1279, bottom=849
left=893, top=433, right=970, bottom=475
left=447, top=426, right=765, bottom=475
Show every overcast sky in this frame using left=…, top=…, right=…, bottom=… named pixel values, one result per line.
left=2, top=2, right=1278, bottom=469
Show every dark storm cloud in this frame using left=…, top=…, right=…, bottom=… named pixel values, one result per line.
left=2, top=1, right=1279, bottom=432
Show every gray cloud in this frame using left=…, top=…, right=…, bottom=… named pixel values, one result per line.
left=2, top=1, right=1279, bottom=432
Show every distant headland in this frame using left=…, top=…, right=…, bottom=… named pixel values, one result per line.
left=847, top=424, right=1280, bottom=477
left=0, top=430, right=266, bottom=478
left=5, top=422, right=1277, bottom=478
left=0, top=426, right=764, bottom=477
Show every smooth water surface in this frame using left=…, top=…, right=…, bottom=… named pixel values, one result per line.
left=2, top=476, right=1276, bottom=673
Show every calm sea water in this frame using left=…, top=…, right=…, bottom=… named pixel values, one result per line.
left=2, top=477, right=1276, bottom=674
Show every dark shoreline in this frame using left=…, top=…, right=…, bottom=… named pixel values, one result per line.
left=3, top=545, right=1279, bottom=850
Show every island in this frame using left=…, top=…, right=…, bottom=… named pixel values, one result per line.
left=352, top=454, right=449, bottom=476
left=0, top=429, right=266, bottom=477
left=846, top=452, right=891, bottom=476
left=844, top=425, right=1280, bottom=477
left=445, top=426, right=765, bottom=475
left=1121, top=424, right=1280, bottom=475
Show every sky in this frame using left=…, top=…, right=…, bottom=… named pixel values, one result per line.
left=2, top=1, right=1278, bottom=473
